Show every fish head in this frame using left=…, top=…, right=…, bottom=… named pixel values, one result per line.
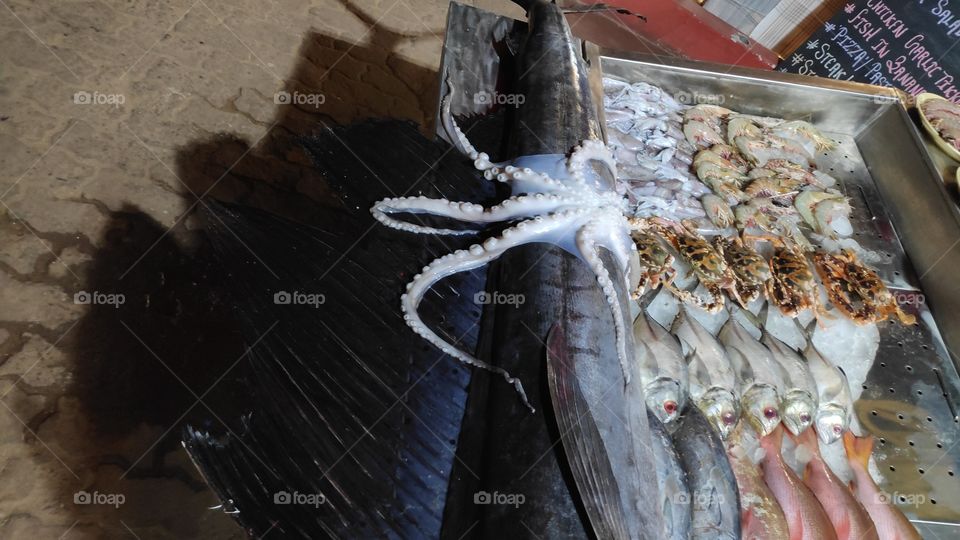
left=698, top=387, right=740, bottom=439
left=742, top=385, right=781, bottom=437
left=645, top=377, right=685, bottom=424
left=781, top=391, right=817, bottom=436
left=815, top=403, right=849, bottom=445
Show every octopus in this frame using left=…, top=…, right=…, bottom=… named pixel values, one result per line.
left=371, top=84, right=644, bottom=411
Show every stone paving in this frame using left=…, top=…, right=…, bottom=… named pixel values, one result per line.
left=0, top=1, right=520, bottom=537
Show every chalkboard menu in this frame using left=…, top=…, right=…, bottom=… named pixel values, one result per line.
left=779, top=1, right=960, bottom=103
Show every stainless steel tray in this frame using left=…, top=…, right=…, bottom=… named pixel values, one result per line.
left=601, top=54, right=960, bottom=534
left=437, top=2, right=960, bottom=533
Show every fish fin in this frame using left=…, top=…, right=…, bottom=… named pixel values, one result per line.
left=796, top=425, right=821, bottom=459
left=765, top=424, right=785, bottom=452
left=546, top=323, right=631, bottom=540
left=757, top=299, right=771, bottom=324
left=636, top=286, right=659, bottom=310
left=843, top=431, right=874, bottom=470
left=795, top=315, right=817, bottom=341
left=803, top=461, right=814, bottom=483
left=731, top=301, right=763, bottom=332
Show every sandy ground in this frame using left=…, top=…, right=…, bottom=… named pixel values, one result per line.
left=0, top=0, right=521, bottom=537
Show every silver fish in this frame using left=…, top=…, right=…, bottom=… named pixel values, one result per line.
left=719, top=319, right=783, bottom=437
left=633, top=311, right=689, bottom=424
left=648, top=408, right=693, bottom=539
left=672, top=309, right=740, bottom=439
left=671, top=406, right=742, bottom=539
left=761, top=331, right=817, bottom=436
left=804, top=341, right=852, bottom=445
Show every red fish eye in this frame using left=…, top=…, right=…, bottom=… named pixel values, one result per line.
left=722, top=412, right=736, bottom=425
left=764, top=408, right=778, bottom=419
left=664, top=401, right=678, bottom=414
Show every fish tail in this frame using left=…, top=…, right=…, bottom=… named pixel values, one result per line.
left=843, top=431, right=873, bottom=470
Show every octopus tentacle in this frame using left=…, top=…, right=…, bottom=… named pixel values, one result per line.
left=372, top=193, right=581, bottom=235
left=484, top=165, right=569, bottom=194
left=438, top=83, right=581, bottom=192
left=439, top=77, right=501, bottom=174
left=402, top=208, right=594, bottom=412
left=440, top=77, right=482, bottom=160
left=576, top=214, right=636, bottom=383
left=604, top=216, right=641, bottom=293
left=568, top=139, right=618, bottom=185
left=371, top=197, right=480, bottom=235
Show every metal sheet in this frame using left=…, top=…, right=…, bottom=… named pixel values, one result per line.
left=601, top=54, right=960, bottom=529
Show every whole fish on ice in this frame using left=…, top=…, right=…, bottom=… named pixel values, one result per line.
left=796, top=428, right=878, bottom=540
left=633, top=311, right=689, bottom=424
left=720, top=319, right=784, bottom=436
left=647, top=408, right=693, bottom=539
left=762, top=331, right=817, bottom=436
left=726, top=423, right=790, bottom=540
left=672, top=309, right=740, bottom=438
left=671, top=406, right=741, bottom=539
left=760, top=426, right=838, bottom=540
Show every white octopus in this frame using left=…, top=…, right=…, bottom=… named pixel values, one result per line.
left=370, top=88, right=642, bottom=412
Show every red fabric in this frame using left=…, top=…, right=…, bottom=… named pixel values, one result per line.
left=566, top=0, right=778, bottom=69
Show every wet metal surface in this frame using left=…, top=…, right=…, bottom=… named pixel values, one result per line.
left=601, top=55, right=960, bottom=531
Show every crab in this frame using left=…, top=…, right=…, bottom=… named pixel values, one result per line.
left=639, top=218, right=745, bottom=313
left=814, top=249, right=917, bottom=325
left=745, top=234, right=823, bottom=317
left=713, top=234, right=771, bottom=306
left=628, top=228, right=677, bottom=300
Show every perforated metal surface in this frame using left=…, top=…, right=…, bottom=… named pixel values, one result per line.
left=818, top=134, right=960, bottom=534
left=600, top=53, right=960, bottom=532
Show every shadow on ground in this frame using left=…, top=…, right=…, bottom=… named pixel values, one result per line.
left=0, top=11, right=443, bottom=537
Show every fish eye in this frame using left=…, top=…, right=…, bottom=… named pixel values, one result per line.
left=764, top=407, right=778, bottom=419
left=722, top=412, right=736, bottom=425
left=833, top=425, right=843, bottom=434
left=664, top=401, right=678, bottom=414
left=800, top=413, right=811, bottom=423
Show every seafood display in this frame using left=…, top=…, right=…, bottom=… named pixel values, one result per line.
left=183, top=3, right=955, bottom=538
left=370, top=9, right=924, bottom=538
left=593, top=76, right=924, bottom=538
